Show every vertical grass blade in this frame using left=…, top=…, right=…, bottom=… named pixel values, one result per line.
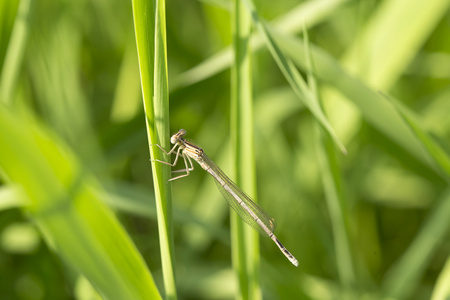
left=304, top=25, right=355, bottom=294
left=314, top=126, right=355, bottom=293
left=231, top=0, right=260, bottom=298
left=132, top=0, right=176, bottom=298
left=0, top=0, right=32, bottom=105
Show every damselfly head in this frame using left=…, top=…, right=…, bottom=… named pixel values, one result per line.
left=171, top=129, right=187, bottom=144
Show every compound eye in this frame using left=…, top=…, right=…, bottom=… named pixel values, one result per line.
left=170, top=129, right=186, bottom=144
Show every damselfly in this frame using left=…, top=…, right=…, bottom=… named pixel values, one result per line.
left=152, top=129, right=298, bottom=267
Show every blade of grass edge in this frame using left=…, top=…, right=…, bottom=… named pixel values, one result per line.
left=171, top=0, right=350, bottom=90
left=0, top=107, right=161, bottom=299
left=271, top=31, right=441, bottom=176
left=383, top=94, right=450, bottom=179
left=240, top=0, right=346, bottom=155
left=172, top=6, right=448, bottom=178
left=0, top=0, right=32, bottom=105
left=381, top=188, right=450, bottom=299
left=132, top=0, right=177, bottom=299
left=342, top=0, right=450, bottom=90
left=304, top=24, right=356, bottom=295
left=231, top=0, right=260, bottom=298
left=431, top=255, right=450, bottom=300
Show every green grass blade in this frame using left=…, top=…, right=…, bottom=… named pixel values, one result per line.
left=384, top=94, right=450, bottom=179
left=240, top=0, right=345, bottom=154
left=323, top=0, right=450, bottom=160
left=431, top=256, right=450, bottom=300
left=27, top=15, right=101, bottom=164
left=172, top=0, right=450, bottom=175
left=132, top=0, right=154, bottom=127
left=314, top=126, right=356, bottom=293
left=0, top=106, right=161, bottom=299
left=132, top=0, right=177, bottom=298
left=343, top=0, right=450, bottom=89
left=381, top=189, right=450, bottom=299
left=230, top=0, right=260, bottom=298
left=0, top=0, right=31, bottom=105
left=172, top=0, right=350, bottom=90
left=304, top=25, right=355, bottom=292
left=1, top=181, right=230, bottom=248
left=197, top=0, right=232, bottom=10
left=272, top=32, right=440, bottom=172
left=110, top=37, right=142, bottom=123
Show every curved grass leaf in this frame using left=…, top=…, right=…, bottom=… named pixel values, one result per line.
left=0, top=106, right=161, bottom=299
left=431, top=256, right=450, bottom=300
left=342, top=0, right=450, bottom=89
left=273, top=32, right=442, bottom=174
left=240, top=0, right=346, bottom=154
left=383, top=94, right=450, bottom=179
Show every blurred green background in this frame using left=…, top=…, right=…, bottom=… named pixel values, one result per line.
left=1, top=0, right=450, bottom=299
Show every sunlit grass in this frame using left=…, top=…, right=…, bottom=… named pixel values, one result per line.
left=1, top=0, right=450, bottom=299
left=230, top=0, right=260, bottom=298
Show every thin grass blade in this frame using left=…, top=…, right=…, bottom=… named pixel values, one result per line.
left=231, top=0, right=260, bottom=297
left=132, top=0, right=177, bottom=298
left=431, top=256, right=450, bottom=300
left=0, top=0, right=32, bottom=105
left=272, top=32, right=442, bottom=174
left=304, top=25, right=355, bottom=292
left=384, top=94, right=450, bottom=179
left=172, top=0, right=350, bottom=90
left=240, top=0, right=346, bottom=154
left=381, top=189, right=450, bottom=299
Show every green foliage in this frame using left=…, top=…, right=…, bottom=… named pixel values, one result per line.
left=0, top=104, right=160, bottom=299
left=132, top=0, right=176, bottom=298
left=230, top=0, right=261, bottom=298
left=1, top=0, right=450, bottom=299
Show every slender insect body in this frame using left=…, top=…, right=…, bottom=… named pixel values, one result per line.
left=152, top=129, right=299, bottom=267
